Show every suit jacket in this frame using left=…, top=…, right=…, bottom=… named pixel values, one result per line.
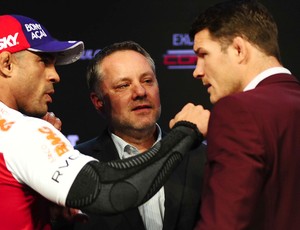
left=73, top=128, right=206, bottom=230
left=195, top=73, right=300, bottom=230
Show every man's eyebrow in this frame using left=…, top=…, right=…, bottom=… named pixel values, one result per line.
left=194, top=47, right=203, bottom=54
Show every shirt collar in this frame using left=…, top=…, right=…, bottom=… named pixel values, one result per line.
left=243, top=67, right=291, bottom=92
left=110, top=123, right=162, bottom=159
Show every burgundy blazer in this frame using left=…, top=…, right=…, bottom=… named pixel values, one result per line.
left=72, top=129, right=206, bottom=230
left=195, top=73, right=300, bottom=230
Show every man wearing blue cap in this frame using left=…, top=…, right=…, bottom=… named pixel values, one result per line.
left=0, top=14, right=209, bottom=229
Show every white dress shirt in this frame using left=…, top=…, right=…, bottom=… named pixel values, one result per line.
left=110, top=124, right=165, bottom=230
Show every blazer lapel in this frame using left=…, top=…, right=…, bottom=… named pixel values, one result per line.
left=163, top=154, right=189, bottom=230
left=95, top=130, right=145, bottom=229
left=93, top=130, right=120, bottom=162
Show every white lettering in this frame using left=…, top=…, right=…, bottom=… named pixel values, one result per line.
left=24, top=23, right=43, bottom=32
left=31, top=30, right=47, bottom=40
left=23, top=23, right=48, bottom=40
left=0, top=33, right=19, bottom=50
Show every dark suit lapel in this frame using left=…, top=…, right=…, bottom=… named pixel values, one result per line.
left=163, top=154, right=189, bottom=230
left=96, top=130, right=145, bottom=229
left=92, top=130, right=120, bottom=162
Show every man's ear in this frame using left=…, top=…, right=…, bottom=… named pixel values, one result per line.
left=232, top=36, right=248, bottom=63
left=0, top=51, right=13, bottom=77
left=90, top=92, right=104, bottom=113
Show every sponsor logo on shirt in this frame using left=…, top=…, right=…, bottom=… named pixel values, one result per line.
left=0, top=119, right=15, bottom=131
left=38, top=126, right=69, bottom=156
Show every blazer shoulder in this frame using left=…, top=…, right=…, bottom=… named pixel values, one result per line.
left=75, top=136, right=99, bottom=150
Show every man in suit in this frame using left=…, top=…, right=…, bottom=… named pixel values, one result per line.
left=171, top=0, right=300, bottom=229
left=72, top=41, right=207, bottom=230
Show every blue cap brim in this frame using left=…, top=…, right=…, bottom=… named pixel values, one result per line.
left=28, top=40, right=84, bottom=65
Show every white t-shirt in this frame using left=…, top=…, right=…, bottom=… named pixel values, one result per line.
left=0, top=102, right=95, bottom=229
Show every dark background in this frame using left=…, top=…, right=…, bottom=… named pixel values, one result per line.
left=1, top=0, right=300, bottom=145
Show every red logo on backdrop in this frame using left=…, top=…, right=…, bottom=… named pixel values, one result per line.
left=163, top=50, right=196, bottom=69
left=163, top=33, right=196, bottom=70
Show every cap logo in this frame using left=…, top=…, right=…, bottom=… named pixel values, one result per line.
left=24, top=23, right=47, bottom=40
left=0, top=33, right=19, bottom=51
left=0, top=15, right=84, bottom=64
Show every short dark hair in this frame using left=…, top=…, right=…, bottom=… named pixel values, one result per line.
left=189, top=0, right=281, bottom=60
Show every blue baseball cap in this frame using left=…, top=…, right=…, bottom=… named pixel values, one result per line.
left=0, top=14, right=84, bottom=65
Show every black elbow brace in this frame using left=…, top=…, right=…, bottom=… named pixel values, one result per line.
left=66, top=121, right=203, bottom=214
